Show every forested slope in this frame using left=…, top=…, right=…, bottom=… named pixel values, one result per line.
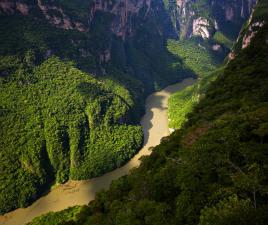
left=0, top=0, right=258, bottom=215
left=167, top=37, right=225, bottom=129
left=168, top=0, right=268, bottom=130
left=0, top=0, right=184, bottom=214
left=0, top=56, right=143, bottom=214
left=30, top=9, right=268, bottom=225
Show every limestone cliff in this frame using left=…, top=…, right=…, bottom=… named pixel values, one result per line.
left=89, top=0, right=152, bottom=40
left=0, top=0, right=257, bottom=59
left=0, top=0, right=174, bottom=66
left=228, top=0, right=267, bottom=60
left=0, top=0, right=170, bottom=40
left=166, top=0, right=257, bottom=40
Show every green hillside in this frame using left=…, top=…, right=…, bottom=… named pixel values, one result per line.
left=168, top=68, right=223, bottom=129
left=29, top=7, right=268, bottom=225
left=0, top=0, right=184, bottom=213
left=168, top=0, right=267, bottom=131
left=167, top=37, right=224, bottom=129
left=0, top=55, right=143, bottom=214
left=0, top=0, right=260, bottom=216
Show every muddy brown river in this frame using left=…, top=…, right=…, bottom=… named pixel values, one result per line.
left=0, top=78, right=196, bottom=225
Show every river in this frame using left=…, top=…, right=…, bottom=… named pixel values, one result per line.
left=0, top=78, right=196, bottom=225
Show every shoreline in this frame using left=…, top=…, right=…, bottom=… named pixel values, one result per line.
left=0, top=78, right=196, bottom=225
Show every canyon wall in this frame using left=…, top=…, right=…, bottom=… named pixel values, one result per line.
left=167, top=0, right=257, bottom=40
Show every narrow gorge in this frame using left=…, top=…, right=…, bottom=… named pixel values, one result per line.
left=1, top=0, right=267, bottom=225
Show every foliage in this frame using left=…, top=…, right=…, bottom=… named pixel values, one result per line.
left=29, top=206, right=84, bottom=225
left=199, top=195, right=268, bottom=225
left=213, top=31, right=234, bottom=49
left=0, top=3, right=186, bottom=92
left=168, top=68, right=223, bottom=129
left=251, top=0, right=268, bottom=22
left=167, top=38, right=221, bottom=77
left=0, top=0, right=188, bottom=214
left=30, top=22, right=268, bottom=225
left=0, top=56, right=143, bottom=214
left=0, top=0, right=264, bottom=218
left=167, top=37, right=225, bottom=129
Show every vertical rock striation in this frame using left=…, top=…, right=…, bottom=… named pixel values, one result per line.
left=166, top=0, right=257, bottom=40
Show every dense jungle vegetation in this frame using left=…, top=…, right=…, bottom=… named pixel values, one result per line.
left=0, top=0, right=188, bottom=214
left=30, top=17, right=268, bottom=225
left=167, top=37, right=225, bottom=129
left=168, top=0, right=268, bottom=130
left=0, top=0, right=262, bottom=217
left=0, top=55, right=143, bottom=214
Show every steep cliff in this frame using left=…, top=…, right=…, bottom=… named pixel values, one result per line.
left=0, top=0, right=257, bottom=77
left=0, top=0, right=171, bottom=39
left=0, top=0, right=180, bottom=91
left=229, top=0, right=267, bottom=59
left=166, top=0, right=257, bottom=42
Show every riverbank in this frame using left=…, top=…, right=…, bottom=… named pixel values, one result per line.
left=0, top=78, right=196, bottom=225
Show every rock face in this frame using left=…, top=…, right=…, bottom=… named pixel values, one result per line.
left=89, top=0, right=152, bottom=40
left=166, top=0, right=257, bottom=40
left=0, top=0, right=257, bottom=52
left=0, top=0, right=29, bottom=15
left=0, top=0, right=88, bottom=32
left=0, top=0, right=180, bottom=94
left=228, top=2, right=266, bottom=60
left=37, top=0, right=88, bottom=32
left=212, top=44, right=222, bottom=51
left=192, top=17, right=213, bottom=39
left=0, top=0, right=174, bottom=65
left=0, top=0, right=257, bottom=76
left=0, top=0, right=257, bottom=41
left=99, top=49, right=111, bottom=63
left=242, top=21, right=265, bottom=49
left=0, top=0, right=159, bottom=40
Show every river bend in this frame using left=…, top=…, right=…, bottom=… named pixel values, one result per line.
left=0, top=78, right=196, bottom=225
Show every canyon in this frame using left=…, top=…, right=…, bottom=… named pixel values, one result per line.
left=0, top=0, right=261, bottom=219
